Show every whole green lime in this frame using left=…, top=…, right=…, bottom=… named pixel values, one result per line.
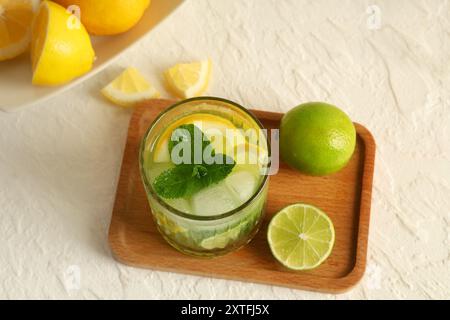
left=280, top=102, right=356, bottom=176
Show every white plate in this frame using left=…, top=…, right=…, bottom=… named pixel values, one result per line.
left=0, top=0, right=185, bottom=112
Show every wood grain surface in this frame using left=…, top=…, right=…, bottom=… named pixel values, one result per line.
left=108, top=99, right=376, bottom=293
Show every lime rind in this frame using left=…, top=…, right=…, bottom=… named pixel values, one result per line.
left=199, top=204, right=262, bottom=250
left=200, top=225, right=242, bottom=250
left=267, top=203, right=335, bottom=271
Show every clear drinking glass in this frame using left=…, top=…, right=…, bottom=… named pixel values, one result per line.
left=139, top=97, right=270, bottom=257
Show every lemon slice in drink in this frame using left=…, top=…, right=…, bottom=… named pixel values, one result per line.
left=234, top=143, right=269, bottom=168
left=165, top=59, right=212, bottom=99
left=154, top=211, right=186, bottom=235
left=268, top=203, right=335, bottom=270
left=0, top=0, right=38, bottom=61
left=101, top=67, right=160, bottom=107
left=153, top=113, right=238, bottom=163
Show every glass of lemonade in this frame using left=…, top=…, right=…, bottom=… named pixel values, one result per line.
left=139, top=97, right=270, bottom=257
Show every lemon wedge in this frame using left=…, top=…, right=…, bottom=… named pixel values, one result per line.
left=0, top=0, right=38, bottom=61
left=101, top=67, right=160, bottom=107
left=165, top=59, right=212, bottom=99
left=31, top=0, right=95, bottom=86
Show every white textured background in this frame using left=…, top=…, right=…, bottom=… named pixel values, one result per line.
left=0, top=0, right=449, bottom=299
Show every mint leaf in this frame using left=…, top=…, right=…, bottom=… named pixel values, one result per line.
left=153, top=156, right=235, bottom=199
left=192, top=165, right=208, bottom=178
left=153, top=165, right=195, bottom=199
left=154, top=124, right=236, bottom=199
left=197, top=154, right=235, bottom=187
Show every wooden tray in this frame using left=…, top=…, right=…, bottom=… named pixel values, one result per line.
left=108, top=99, right=376, bottom=293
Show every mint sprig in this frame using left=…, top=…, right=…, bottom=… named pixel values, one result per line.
left=154, top=124, right=235, bottom=199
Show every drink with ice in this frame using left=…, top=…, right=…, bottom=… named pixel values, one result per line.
left=140, top=98, right=270, bottom=257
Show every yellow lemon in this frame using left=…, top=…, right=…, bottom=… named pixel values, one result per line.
left=101, top=67, right=160, bottom=108
left=0, top=0, right=39, bottom=61
left=165, top=59, right=212, bottom=99
left=54, top=0, right=150, bottom=35
left=31, top=0, right=95, bottom=86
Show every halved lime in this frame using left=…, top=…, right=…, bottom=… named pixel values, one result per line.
left=267, top=203, right=335, bottom=270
